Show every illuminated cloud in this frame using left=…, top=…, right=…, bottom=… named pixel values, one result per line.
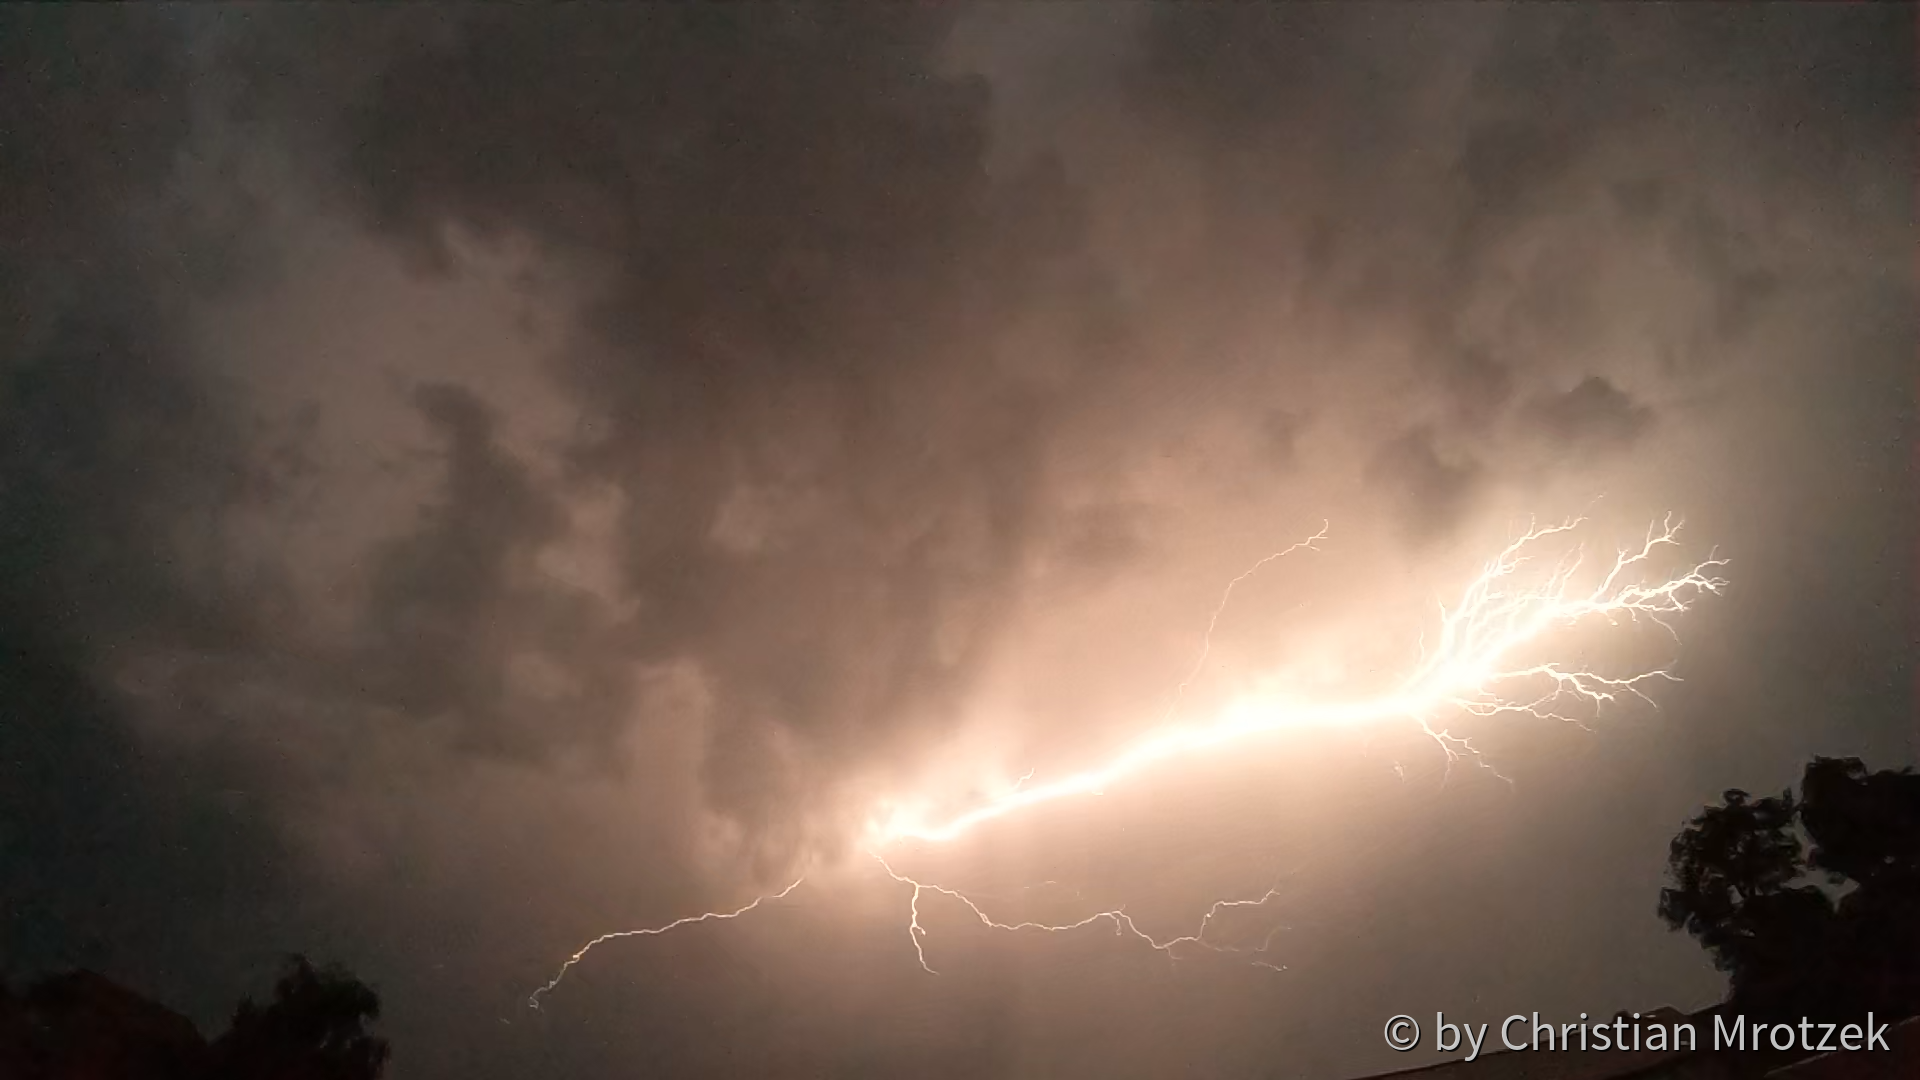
left=1, top=6, right=1907, bottom=1078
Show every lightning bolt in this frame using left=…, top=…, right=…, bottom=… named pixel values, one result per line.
left=871, top=852, right=1291, bottom=975
left=870, top=513, right=1727, bottom=845
left=527, top=877, right=805, bottom=1009
left=530, top=513, right=1725, bottom=1004
left=1158, top=521, right=1329, bottom=722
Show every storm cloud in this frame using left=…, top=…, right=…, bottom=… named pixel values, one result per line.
left=2, top=5, right=1910, bottom=1079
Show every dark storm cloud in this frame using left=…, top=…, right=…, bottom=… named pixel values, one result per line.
left=1435, top=344, right=1516, bottom=430
left=4, top=5, right=1909, bottom=1079
left=1670, top=202, right=1788, bottom=352
left=1365, top=427, right=1484, bottom=545
left=353, top=384, right=607, bottom=757
left=1117, top=7, right=1627, bottom=536
left=2, top=287, right=251, bottom=644
left=0, top=8, right=270, bottom=766
left=0, top=281, right=289, bottom=981
left=0, top=8, right=190, bottom=353
left=0, top=6, right=333, bottom=1021
left=1117, top=3, right=1908, bottom=538
left=1524, top=376, right=1655, bottom=454
left=16, top=0, right=1880, bottom=860
left=247, top=6, right=1135, bottom=849
left=174, top=0, right=1904, bottom=836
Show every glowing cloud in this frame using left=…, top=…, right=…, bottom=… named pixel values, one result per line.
left=870, top=514, right=1727, bottom=845
left=530, top=514, right=1727, bottom=1006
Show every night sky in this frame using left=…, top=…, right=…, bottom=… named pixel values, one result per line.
left=1, top=6, right=1912, bottom=1079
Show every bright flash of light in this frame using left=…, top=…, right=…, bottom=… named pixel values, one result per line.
left=529, top=514, right=1725, bottom=1006
left=868, top=514, right=1728, bottom=845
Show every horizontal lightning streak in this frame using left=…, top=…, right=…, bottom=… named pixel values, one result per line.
left=871, top=514, right=1727, bottom=844
left=871, top=852, right=1289, bottom=974
left=530, top=513, right=1725, bottom=1002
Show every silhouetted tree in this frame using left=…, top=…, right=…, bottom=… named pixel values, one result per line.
left=1800, top=756, right=1920, bottom=889
left=1800, top=756, right=1920, bottom=1017
left=207, top=956, right=389, bottom=1080
left=1661, top=757, right=1920, bottom=1022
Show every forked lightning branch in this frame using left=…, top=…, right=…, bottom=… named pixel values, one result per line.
left=530, top=514, right=1729, bottom=1010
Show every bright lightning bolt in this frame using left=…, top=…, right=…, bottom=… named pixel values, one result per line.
left=869, top=513, right=1727, bottom=845
left=530, top=513, right=1726, bottom=1004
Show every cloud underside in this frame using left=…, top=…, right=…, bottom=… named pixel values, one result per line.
left=0, top=3, right=1907, bottom=876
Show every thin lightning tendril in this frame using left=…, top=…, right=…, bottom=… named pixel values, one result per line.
left=528, top=878, right=805, bottom=1010
left=870, top=852, right=1290, bottom=975
left=529, top=514, right=1726, bottom=1005
left=1158, top=522, right=1329, bottom=724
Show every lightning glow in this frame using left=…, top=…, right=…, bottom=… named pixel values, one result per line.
left=867, top=514, right=1727, bottom=845
left=529, top=513, right=1727, bottom=1006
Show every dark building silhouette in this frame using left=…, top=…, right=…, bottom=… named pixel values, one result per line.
left=0, top=971, right=211, bottom=1080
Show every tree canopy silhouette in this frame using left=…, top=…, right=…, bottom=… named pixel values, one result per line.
left=209, top=955, right=390, bottom=1080
left=1661, top=756, right=1920, bottom=1022
left=0, top=955, right=387, bottom=1080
